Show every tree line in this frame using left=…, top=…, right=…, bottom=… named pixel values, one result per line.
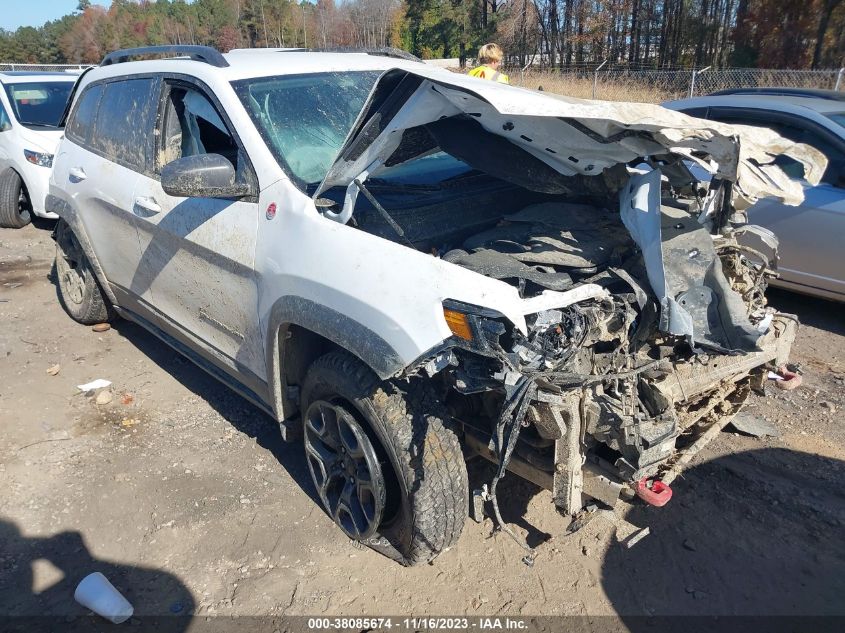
left=0, top=0, right=843, bottom=70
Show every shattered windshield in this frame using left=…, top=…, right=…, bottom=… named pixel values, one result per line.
left=233, top=72, right=380, bottom=185
left=3, top=80, right=74, bottom=127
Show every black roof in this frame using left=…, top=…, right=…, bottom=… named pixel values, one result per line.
left=101, top=45, right=229, bottom=68
left=709, top=87, right=845, bottom=102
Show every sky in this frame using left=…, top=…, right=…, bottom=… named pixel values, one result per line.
left=0, top=1, right=112, bottom=32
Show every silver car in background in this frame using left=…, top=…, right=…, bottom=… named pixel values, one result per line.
left=666, top=93, right=845, bottom=302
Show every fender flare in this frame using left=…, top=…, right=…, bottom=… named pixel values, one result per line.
left=46, top=193, right=119, bottom=306
left=265, top=295, right=406, bottom=419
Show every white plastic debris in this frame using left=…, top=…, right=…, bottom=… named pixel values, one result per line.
left=767, top=371, right=785, bottom=381
left=756, top=313, right=774, bottom=333
left=493, top=371, right=522, bottom=386
left=625, top=526, right=651, bottom=548
left=77, top=379, right=112, bottom=392
left=74, top=572, right=134, bottom=624
left=533, top=309, right=563, bottom=328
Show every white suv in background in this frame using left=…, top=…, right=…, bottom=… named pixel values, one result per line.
left=48, top=45, right=816, bottom=565
left=0, top=71, right=77, bottom=228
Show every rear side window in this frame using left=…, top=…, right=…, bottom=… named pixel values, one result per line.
left=66, top=83, right=104, bottom=145
left=91, top=78, right=157, bottom=171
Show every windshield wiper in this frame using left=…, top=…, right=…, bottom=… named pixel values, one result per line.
left=353, top=178, right=417, bottom=250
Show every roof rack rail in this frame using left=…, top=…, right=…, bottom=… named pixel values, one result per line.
left=280, top=47, right=423, bottom=63
left=709, top=87, right=845, bottom=102
left=101, top=45, right=229, bottom=68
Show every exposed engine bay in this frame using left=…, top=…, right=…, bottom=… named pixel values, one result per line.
left=310, top=67, right=817, bottom=529
left=443, top=206, right=794, bottom=508
left=329, top=157, right=796, bottom=522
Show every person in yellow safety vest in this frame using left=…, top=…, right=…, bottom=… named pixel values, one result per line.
left=467, top=43, right=510, bottom=84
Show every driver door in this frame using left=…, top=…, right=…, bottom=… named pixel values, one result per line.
left=131, top=78, right=266, bottom=381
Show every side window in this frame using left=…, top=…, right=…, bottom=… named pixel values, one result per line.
left=66, top=83, right=104, bottom=146
left=709, top=109, right=845, bottom=185
left=157, top=84, right=240, bottom=172
left=679, top=107, right=709, bottom=119
left=707, top=110, right=805, bottom=141
left=772, top=154, right=806, bottom=180
left=0, top=102, right=10, bottom=131
left=91, top=78, right=157, bottom=171
left=757, top=120, right=845, bottom=186
left=793, top=130, right=845, bottom=186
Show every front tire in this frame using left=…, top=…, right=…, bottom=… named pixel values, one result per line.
left=54, top=219, right=115, bottom=324
left=0, top=168, right=31, bottom=228
left=301, top=351, right=468, bottom=565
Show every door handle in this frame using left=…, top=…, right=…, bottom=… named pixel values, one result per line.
left=133, top=196, right=161, bottom=215
left=68, top=167, right=86, bottom=182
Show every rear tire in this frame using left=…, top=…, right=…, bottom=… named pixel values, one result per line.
left=0, top=169, right=31, bottom=228
left=54, top=219, right=115, bottom=324
left=301, top=351, right=468, bottom=565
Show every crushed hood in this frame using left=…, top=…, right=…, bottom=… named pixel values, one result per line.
left=315, top=67, right=826, bottom=209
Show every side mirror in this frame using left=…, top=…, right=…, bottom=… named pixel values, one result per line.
left=160, top=154, right=250, bottom=198
left=0, top=120, right=11, bottom=132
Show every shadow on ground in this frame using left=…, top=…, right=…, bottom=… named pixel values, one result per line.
left=110, top=319, right=320, bottom=507
left=29, top=217, right=57, bottom=232
left=467, top=458, right=553, bottom=549
left=767, top=288, right=844, bottom=336
left=0, top=517, right=194, bottom=630
left=601, top=447, right=845, bottom=624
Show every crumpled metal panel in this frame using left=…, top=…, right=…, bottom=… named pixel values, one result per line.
left=317, top=67, right=827, bottom=210
left=620, top=168, right=761, bottom=352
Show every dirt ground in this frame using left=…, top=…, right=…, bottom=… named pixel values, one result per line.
left=1, top=220, right=844, bottom=623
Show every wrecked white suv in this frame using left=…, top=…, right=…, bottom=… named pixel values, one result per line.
left=48, top=45, right=824, bottom=565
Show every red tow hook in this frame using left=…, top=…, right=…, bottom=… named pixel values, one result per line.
left=635, top=478, right=673, bottom=507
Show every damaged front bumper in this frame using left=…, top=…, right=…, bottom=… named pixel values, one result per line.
left=465, top=313, right=797, bottom=514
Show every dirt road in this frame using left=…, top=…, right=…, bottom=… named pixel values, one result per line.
left=1, top=221, right=843, bottom=621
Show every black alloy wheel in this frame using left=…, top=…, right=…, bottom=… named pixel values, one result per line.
left=304, top=399, right=386, bottom=541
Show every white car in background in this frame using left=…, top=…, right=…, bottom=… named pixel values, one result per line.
left=0, top=71, right=77, bottom=228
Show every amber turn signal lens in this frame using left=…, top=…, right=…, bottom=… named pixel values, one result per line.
left=443, top=308, right=473, bottom=341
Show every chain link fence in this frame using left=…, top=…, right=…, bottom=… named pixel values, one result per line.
left=506, top=65, right=845, bottom=103
left=0, top=63, right=89, bottom=73
left=4, top=60, right=844, bottom=103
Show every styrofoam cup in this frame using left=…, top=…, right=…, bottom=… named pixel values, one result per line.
left=74, top=572, right=134, bottom=624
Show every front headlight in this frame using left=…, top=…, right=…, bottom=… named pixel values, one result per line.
left=24, top=149, right=53, bottom=168
left=442, top=300, right=508, bottom=352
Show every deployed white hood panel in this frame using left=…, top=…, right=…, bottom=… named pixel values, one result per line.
left=316, top=67, right=826, bottom=209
